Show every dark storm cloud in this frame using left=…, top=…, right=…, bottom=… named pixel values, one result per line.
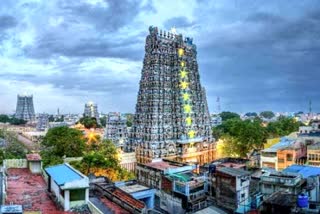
left=2, top=0, right=320, bottom=113
left=0, top=15, right=17, bottom=30
left=57, top=0, right=141, bottom=31
left=0, top=69, right=138, bottom=95
left=23, top=0, right=148, bottom=60
left=197, top=7, right=320, bottom=112
left=164, top=16, right=194, bottom=29
left=246, top=12, right=284, bottom=23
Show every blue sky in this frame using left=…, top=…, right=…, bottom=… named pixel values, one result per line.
left=0, top=0, right=320, bottom=114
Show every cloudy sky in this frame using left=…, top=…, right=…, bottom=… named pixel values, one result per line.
left=0, top=0, right=319, bottom=114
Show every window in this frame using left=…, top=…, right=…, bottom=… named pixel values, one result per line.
left=241, top=193, right=245, bottom=199
left=278, top=158, right=284, bottom=163
left=287, top=154, right=293, bottom=161
left=70, top=189, right=86, bottom=201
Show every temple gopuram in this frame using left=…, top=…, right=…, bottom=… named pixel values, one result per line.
left=128, top=26, right=215, bottom=165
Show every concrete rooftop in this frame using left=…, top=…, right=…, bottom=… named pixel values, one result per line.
left=5, top=168, right=71, bottom=214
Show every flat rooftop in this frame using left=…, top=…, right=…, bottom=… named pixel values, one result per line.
left=217, top=167, right=251, bottom=177
left=118, top=184, right=149, bottom=194
left=5, top=168, right=70, bottom=214
left=218, top=162, right=246, bottom=169
left=143, top=161, right=179, bottom=171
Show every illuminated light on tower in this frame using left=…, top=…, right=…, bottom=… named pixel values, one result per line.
left=180, top=81, right=189, bottom=89
left=178, top=48, right=184, bottom=56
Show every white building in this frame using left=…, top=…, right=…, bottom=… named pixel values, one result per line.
left=45, top=163, right=89, bottom=211
left=26, top=153, right=42, bottom=174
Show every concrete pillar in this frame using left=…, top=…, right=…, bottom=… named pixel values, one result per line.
left=150, top=194, right=155, bottom=209
left=64, top=190, right=70, bottom=211
left=85, top=188, right=89, bottom=203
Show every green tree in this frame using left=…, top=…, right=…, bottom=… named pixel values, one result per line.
left=215, top=118, right=267, bottom=157
left=126, top=114, right=133, bottom=127
left=10, top=117, right=27, bottom=125
left=48, top=115, right=55, bottom=122
left=0, top=115, right=10, bottom=123
left=260, top=111, right=275, bottom=119
left=266, top=116, right=301, bottom=138
left=4, top=140, right=27, bottom=159
left=244, top=112, right=258, bottom=117
left=219, top=111, right=240, bottom=122
left=100, top=116, right=107, bottom=127
left=41, top=126, right=85, bottom=166
left=0, top=115, right=26, bottom=125
left=79, top=117, right=100, bottom=129
left=0, top=129, right=28, bottom=162
left=72, top=139, right=134, bottom=181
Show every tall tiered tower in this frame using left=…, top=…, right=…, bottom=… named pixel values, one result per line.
left=129, top=26, right=215, bottom=165
left=84, top=101, right=100, bottom=124
left=15, top=94, right=35, bottom=121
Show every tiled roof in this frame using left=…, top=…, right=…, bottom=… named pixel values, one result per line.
left=113, top=189, right=145, bottom=209
left=26, top=153, right=42, bottom=161
left=45, top=164, right=83, bottom=186
left=144, top=161, right=179, bottom=171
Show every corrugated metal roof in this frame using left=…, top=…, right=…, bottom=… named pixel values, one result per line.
left=45, top=164, right=83, bottom=185
left=283, top=164, right=320, bottom=178
left=262, top=137, right=295, bottom=152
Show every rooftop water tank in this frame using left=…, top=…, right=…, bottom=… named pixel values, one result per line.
left=297, top=194, right=308, bottom=208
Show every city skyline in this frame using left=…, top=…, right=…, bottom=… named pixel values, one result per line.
left=1, top=0, right=320, bottom=114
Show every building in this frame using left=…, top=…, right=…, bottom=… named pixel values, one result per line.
left=15, top=94, right=35, bottom=121
left=90, top=178, right=147, bottom=214
left=84, top=101, right=99, bottom=122
left=276, top=140, right=307, bottom=171
left=105, top=112, right=128, bottom=149
left=5, top=164, right=71, bottom=213
left=26, top=153, right=42, bottom=174
left=260, top=171, right=304, bottom=197
left=129, top=26, right=215, bottom=165
left=284, top=164, right=320, bottom=202
left=115, top=180, right=156, bottom=209
left=260, top=191, right=320, bottom=214
left=36, top=113, right=49, bottom=131
left=213, top=167, right=251, bottom=213
left=307, top=142, right=320, bottom=166
left=136, top=159, right=209, bottom=213
left=45, top=163, right=89, bottom=211
left=119, top=151, right=137, bottom=172
left=260, top=137, right=295, bottom=170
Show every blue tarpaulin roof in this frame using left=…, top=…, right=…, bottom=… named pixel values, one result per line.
left=45, top=164, right=83, bottom=186
left=283, top=165, right=320, bottom=178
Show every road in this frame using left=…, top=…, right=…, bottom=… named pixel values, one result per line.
left=17, top=134, right=38, bottom=151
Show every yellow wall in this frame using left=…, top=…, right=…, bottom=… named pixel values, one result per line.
left=265, top=138, right=280, bottom=149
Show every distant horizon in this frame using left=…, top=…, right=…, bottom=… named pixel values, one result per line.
left=1, top=1, right=320, bottom=114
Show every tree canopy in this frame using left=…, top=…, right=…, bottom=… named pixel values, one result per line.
left=0, top=129, right=28, bottom=164
left=213, top=115, right=301, bottom=158
left=219, top=111, right=240, bottom=122
left=0, top=114, right=27, bottom=125
left=266, top=116, right=302, bottom=138
left=215, top=118, right=267, bottom=157
left=41, top=126, right=86, bottom=166
left=259, top=111, right=275, bottom=119
left=100, top=116, right=107, bottom=127
left=71, top=138, right=134, bottom=181
left=78, top=117, right=101, bottom=129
